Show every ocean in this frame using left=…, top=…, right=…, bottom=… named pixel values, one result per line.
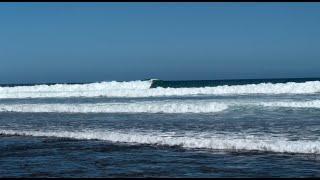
left=0, top=78, right=320, bottom=177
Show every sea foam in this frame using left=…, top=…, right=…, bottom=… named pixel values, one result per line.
left=1, top=129, right=319, bottom=154
left=2, top=99, right=320, bottom=114
left=0, top=101, right=227, bottom=113
left=0, top=80, right=320, bottom=99
left=260, top=100, right=320, bottom=109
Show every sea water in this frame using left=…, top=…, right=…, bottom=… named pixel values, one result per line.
left=0, top=78, right=320, bottom=177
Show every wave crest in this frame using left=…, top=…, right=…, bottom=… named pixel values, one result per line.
left=1, top=129, right=319, bottom=154
left=1, top=81, right=320, bottom=99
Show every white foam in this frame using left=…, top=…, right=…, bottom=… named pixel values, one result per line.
left=260, top=100, right=320, bottom=108
left=1, top=129, right=319, bottom=154
left=2, top=99, right=320, bottom=113
left=0, top=80, right=152, bottom=99
left=0, top=101, right=227, bottom=113
left=1, top=81, right=320, bottom=99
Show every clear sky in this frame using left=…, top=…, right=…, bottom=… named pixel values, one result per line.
left=1, top=3, right=320, bottom=84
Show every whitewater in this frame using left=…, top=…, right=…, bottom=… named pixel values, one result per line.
left=1, top=80, right=320, bottom=99
left=1, top=78, right=320, bottom=177
left=1, top=129, right=319, bottom=154
left=2, top=99, right=320, bottom=114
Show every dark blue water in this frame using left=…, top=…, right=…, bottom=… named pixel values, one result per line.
left=0, top=78, right=320, bottom=177
left=150, top=77, right=320, bottom=88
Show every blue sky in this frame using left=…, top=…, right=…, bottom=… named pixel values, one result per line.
left=1, top=3, right=320, bottom=83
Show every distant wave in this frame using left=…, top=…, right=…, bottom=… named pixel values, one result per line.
left=0, top=101, right=227, bottom=113
left=0, top=80, right=320, bottom=99
left=1, top=129, right=319, bottom=154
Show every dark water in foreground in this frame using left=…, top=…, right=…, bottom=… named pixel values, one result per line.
left=1, top=135, right=319, bottom=178
left=0, top=78, right=320, bottom=177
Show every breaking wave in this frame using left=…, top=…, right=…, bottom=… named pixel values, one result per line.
left=0, top=80, right=152, bottom=99
left=0, top=80, right=320, bottom=99
left=0, top=101, right=227, bottom=113
left=2, top=99, right=320, bottom=114
left=1, top=129, right=319, bottom=154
